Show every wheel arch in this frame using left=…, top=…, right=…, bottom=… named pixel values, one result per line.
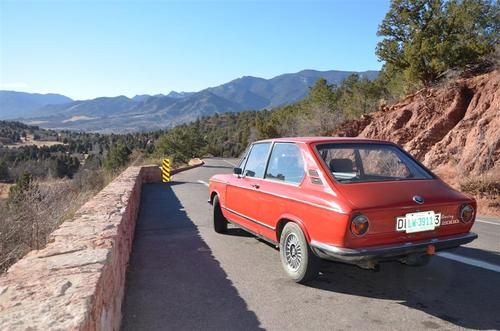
left=276, top=215, right=311, bottom=244
left=209, top=190, right=219, bottom=204
left=209, top=184, right=225, bottom=205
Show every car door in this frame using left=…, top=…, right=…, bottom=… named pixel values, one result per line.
left=258, top=142, right=306, bottom=239
left=225, top=142, right=271, bottom=233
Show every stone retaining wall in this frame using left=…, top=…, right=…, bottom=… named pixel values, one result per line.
left=0, top=161, right=202, bottom=330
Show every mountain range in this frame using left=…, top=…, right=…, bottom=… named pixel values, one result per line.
left=0, top=69, right=378, bottom=132
left=0, top=91, right=73, bottom=119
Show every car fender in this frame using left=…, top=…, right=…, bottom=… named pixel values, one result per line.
left=209, top=187, right=223, bottom=204
left=277, top=213, right=312, bottom=243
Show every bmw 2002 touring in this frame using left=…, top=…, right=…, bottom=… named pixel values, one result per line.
left=208, top=137, right=478, bottom=283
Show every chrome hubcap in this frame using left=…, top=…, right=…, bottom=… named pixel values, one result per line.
left=284, top=233, right=302, bottom=271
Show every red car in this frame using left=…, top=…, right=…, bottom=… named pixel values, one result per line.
left=208, top=137, right=477, bottom=283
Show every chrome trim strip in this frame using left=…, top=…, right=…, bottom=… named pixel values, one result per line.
left=222, top=206, right=275, bottom=230
left=310, top=232, right=478, bottom=258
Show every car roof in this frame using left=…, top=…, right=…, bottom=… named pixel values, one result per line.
left=255, top=136, right=394, bottom=145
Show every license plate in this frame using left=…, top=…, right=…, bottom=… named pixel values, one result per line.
left=396, top=211, right=441, bottom=233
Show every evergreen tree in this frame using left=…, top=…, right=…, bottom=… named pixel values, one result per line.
left=376, top=0, right=499, bottom=86
left=104, top=144, right=131, bottom=171
left=0, top=161, right=9, bottom=181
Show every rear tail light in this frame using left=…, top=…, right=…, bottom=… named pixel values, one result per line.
left=459, top=204, right=474, bottom=223
left=350, top=214, right=369, bottom=236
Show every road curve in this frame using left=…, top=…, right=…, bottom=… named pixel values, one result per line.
left=122, top=158, right=500, bottom=330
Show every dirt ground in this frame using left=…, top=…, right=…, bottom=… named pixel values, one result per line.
left=0, top=183, right=12, bottom=200
left=3, top=134, right=65, bottom=149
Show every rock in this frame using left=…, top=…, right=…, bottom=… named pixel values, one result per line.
left=0, top=166, right=145, bottom=331
left=0, top=163, right=205, bottom=330
left=334, top=70, right=499, bottom=177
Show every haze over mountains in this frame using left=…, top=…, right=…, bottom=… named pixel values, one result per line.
left=0, top=69, right=378, bottom=132
left=0, top=91, right=73, bottom=119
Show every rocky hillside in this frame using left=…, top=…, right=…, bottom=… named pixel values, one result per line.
left=336, top=70, right=499, bottom=214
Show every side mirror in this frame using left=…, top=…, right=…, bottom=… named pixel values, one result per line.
left=233, top=167, right=242, bottom=175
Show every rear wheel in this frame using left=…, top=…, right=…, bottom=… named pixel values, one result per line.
left=212, top=195, right=228, bottom=234
left=279, top=222, right=320, bottom=283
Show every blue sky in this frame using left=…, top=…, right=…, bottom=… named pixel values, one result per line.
left=0, top=0, right=390, bottom=100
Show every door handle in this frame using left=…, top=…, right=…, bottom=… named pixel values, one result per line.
left=251, top=184, right=260, bottom=189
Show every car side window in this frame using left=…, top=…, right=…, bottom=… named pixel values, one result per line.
left=265, top=143, right=305, bottom=184
left=242, top=143, right=271, bottom=178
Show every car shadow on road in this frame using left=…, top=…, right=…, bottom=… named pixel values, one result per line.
left=121, top=183, right=263, bottom=331
left=226, top=227, right=255, bottom=238
left=306, top=247, right=500, bottom=330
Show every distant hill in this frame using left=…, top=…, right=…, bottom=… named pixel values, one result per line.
left=166, top=91, right=195, bottom=99
left=206, top=70, right=379, bottom=109
left=27, top=91, right=243, bottom=133
left=0, top=91, right=72, bottom=119
left=36, top=96, right=137, bottom=118
left=131, top=94, right=166, bottom=102
left=132, top=95, right=152, bottom=102
left=7, top=69, right=378, bottom=132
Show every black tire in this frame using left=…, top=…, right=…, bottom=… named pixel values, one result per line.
left=212, top=195, right=228, bottom=234
left=279, top=222, right=320, bottom=283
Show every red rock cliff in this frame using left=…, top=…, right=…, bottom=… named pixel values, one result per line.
left=336, top=70, right=499, bottom=177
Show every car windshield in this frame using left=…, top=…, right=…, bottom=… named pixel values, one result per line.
left=316, top=143, right=433, bottom=183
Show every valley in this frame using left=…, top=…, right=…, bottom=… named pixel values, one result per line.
left=0, top=69, right=378, bottom=132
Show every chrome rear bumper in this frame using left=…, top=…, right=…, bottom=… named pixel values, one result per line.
left=310, top=232, right=478, bottom=262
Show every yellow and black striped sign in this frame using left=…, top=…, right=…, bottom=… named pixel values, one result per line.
left=161, top=159, right=171, bottom=182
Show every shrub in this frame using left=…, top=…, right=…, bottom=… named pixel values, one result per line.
left=0, top=168, right=108, bottom=273
left=154, top=126, right=205, bottom=164
left=460, top=172, right=500, bottom=197
left=104, top=144, right=131, bottom=172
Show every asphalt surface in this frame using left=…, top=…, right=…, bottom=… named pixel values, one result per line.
left=121, top=158, right=500, bottom=331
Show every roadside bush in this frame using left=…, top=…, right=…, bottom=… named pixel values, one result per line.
left=155, top=125, right=205, bottom=164
left=9, top=173, right=35, bottom=199
left=104, top=144, right=131, bottom=172
left=460, top=172, right=500, bottom=197
left=0, top=168, right=108, bottom=273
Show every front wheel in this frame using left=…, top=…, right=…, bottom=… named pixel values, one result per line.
left=279, top=222, right=320, bottom=283
left=212, top=195, right=228, bottom=234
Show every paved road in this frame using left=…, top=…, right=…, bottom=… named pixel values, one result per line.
left=122, top=158, right=500, bottom=331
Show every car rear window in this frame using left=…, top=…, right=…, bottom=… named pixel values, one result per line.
left=316, top=143, right=433, bottom=183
